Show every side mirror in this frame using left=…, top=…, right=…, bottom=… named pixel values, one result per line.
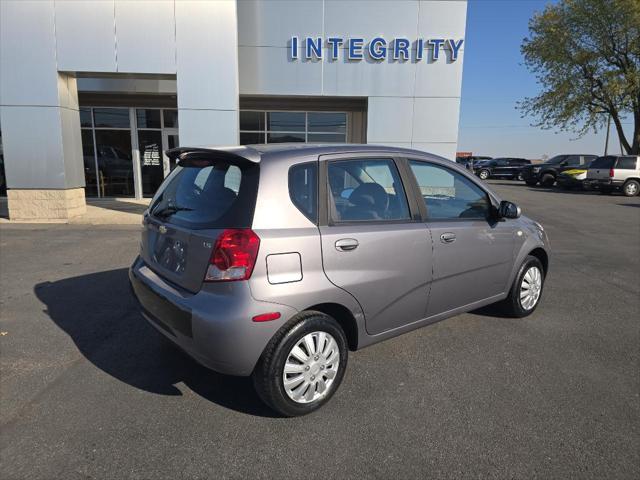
left=498, top=200, right=521, bottom=219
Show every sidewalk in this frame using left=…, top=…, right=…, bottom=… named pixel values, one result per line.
left=0, top=197, right=150, bottom=225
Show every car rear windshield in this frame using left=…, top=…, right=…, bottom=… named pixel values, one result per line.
left=590, top=156, right=616, bottom=169
left=149, top=159, right=259, bottom=229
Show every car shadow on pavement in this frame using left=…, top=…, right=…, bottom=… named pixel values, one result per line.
left=35, top=268, right=278, bottom=418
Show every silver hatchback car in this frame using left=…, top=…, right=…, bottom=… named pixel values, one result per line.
left=130, top=144, right=550, bottom=416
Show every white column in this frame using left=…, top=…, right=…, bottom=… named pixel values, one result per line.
left=175, top=0, right=239, bottom=147
left=0, top=0, right=86, bottom=220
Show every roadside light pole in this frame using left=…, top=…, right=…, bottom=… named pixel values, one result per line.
left=604, top=115, right=611, bottom=155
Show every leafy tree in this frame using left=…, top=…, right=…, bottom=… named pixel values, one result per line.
left=519, top=0, right=640, bottom=154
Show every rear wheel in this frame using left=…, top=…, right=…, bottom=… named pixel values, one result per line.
left=478, top=169, right=490, bottom=180
left=540, top=173, right=555, bottom=187
left=499, top=255, right=545, bottom=318
left=622, top=179, right=639, bottom=197
left=252, top=311, right=348, bottom=417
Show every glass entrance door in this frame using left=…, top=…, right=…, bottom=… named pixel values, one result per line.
left=162, top=130, right=179, bottom=175
left=138, top=130, right=164, bottom=196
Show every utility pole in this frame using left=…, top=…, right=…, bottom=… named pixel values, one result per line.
left=604, top=115, right=611, bottom=155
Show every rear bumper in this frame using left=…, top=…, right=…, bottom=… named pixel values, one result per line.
left=129, top=256, right=298, bottom=376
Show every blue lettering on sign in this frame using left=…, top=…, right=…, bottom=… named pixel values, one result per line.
left=348, top=38, right=364, bottom=60
left=290, top=36, right=464, bottom=62
left=306, top=37, right=323, bottom=59
left=368, top=37, right=386, bottom=60
left=447, top=38, right=464, bottom=61
left=428, top=38, right=445, bottom=61
left=393, top=38, right=410, bottom=61
left=327, top=37, right=343, bottom=60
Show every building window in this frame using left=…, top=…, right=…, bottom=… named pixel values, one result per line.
left=240, top=111, right=348, bottom=145
left=81, top=107, right=179, bottom=197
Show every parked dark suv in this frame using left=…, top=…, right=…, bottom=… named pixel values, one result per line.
left=521, top=154, right=597, bottom=187
left=456, top=155, right=492, bottom=170
left=473, top=158, right=531, bottom=181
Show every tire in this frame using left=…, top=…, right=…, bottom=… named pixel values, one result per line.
left=478, top=169, right=490, bottom=180
left=252, top=311, right=348, bottom=417
left=540, top=173, right=556, bottom=187
left=622, top=179, right=640, bottom=197
left=517, top=173, right=524, bottom=181
left=525, top=179, right=538, bottom=187
left=499, top=255, right=545, bottom=318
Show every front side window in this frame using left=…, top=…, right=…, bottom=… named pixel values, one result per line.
left=565, top=155, right=582, bottom=167
left=289, top=162, right=318, bottom=223
left=328, top=158, right=410, bottom=222
left=409, top=161, right=490, bottom=220
left=545, top=155, right=568, bottom=165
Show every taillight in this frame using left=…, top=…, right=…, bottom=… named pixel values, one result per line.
left=205, top=229, right=260, bottom=282
left=252, top=312, right=281, bottom=322
left=609, top=168, right=614, bottom=177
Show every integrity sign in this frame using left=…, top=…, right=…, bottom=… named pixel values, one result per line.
left=290, top=36, right=464, bottom=62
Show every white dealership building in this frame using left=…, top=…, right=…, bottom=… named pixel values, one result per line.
left=0, top=0, right=467, bottom=220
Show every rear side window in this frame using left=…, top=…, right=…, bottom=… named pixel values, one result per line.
left=149, top=160, right=259, bottom=229
left=590, top=156, right=616, bottom=169
left=289, top=162, right=318, bottom=223
left=327, top=158, right=410, bottom=222
left=616, top=156, right=638, bottom=169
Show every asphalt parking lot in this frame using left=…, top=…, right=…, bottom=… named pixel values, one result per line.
left=1, top=181, right=639, bottom=479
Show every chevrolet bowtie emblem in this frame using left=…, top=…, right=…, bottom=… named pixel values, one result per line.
left=159, top=225, right=167, bottom=234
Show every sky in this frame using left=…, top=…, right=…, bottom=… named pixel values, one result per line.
left=457, top=0, right=631, bottom=159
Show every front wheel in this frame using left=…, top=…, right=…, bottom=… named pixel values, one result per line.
left=622, top=179, right=640, bottom=197
left=478, top=169, right=490, bottom=180
left=252, top=311, right=348, bottom=417
left=499, top=255, right=545, bottom=317
left=540, top=173, right=555, bottom=187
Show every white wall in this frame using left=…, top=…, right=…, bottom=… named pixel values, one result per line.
left=1, top=0, right=466, bottom=194
left=237, top=0, right=468, bottom=159
left=0, top=0, right=239, bottom=191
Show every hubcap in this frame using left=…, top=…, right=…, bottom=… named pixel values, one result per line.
left=480, top=171, right=488, bottom=179
left=626, top=183, right=638, bottom=195
left=282, top=331, right=340, bottom=404
left=520, top=266, right=542, bottom=310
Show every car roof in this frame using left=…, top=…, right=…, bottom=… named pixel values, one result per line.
left=169, top=143, right=449, bottom=164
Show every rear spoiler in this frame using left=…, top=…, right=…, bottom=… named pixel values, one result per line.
left=166, top=146, right=261, bottom=166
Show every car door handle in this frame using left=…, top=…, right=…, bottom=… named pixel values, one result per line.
left=440, top=232, right=456, bottom=244
left=335, top=238, right=359, bottom=252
